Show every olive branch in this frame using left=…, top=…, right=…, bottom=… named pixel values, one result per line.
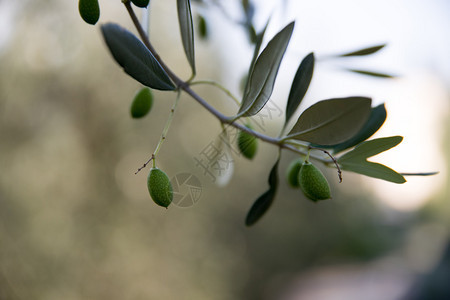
left=78, top=0, right=437, bottom=225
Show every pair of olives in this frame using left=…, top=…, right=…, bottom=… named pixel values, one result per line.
left=287, top=159, right=331, bottom=202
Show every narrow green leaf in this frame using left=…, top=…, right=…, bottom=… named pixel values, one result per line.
left=79, top=0, right=100, bottom=25
left=101, top=23, right=175, bottom=91
left=347, top=69, right=395, bottom=78
left=247, top=25, right=258, bottom=44
left=340, top=161, right=406, bottom=183
left=245, top=158, right=280, bottom=226
left=400, top=172, right=439, bottom=176
left=242, top=21, right=270, bottom=98
left=285, top=52, right=315, bottom=126
left=177, top=0, right=196, bottom=75
left=339, top=44, right=386, bottom=57
left=267, top=158, right=280, bottom=188
left=315, top=103, right=387, bottom=153
left=338, top=136, right=405, bottom=183
left=245, top=189, right=276, bottom=226
left=338, top=136, right=403, bottom=162
left=238, top=22, right=294, bottom=117
left=286, top=97, right=371, bottom=145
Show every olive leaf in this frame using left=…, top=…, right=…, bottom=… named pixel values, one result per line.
left=338, top=136, right=406, bottom=183
left=245, top=158, right=279, bottom=226
left=177, top=0, right=196, bottom=75
left=238, top=22, right=294, bottom=117
left=286, top=97, right=372, bottom=145
left=242, top=20, right=270, bottom=96
left=313, top=103, right=387, bottom=153
left=101, top=23, right=175, bottom=91
left=346, top=69, right=395, bottom=78
left=284, top=52, right=315, bottom=127
left=339, top=44, right=386, bottom=57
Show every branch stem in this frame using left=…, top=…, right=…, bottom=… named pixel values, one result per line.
left=190, top=80, right=241, bottom=107
left=124, top=2, right=332, bottom=168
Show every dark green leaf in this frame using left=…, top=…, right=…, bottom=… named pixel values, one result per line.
left=286, top=97, right=372, bottom=145
left=285, top=52, right=315, bottom=126
left=400, top=172, right=439, bottom=176
left=339, top=44, right=386, bottom=57
left=315, top=103, right=387, bottom=153
left=347, top=69, right=395, bottom=78
left=238, top=22, right=294, bottom=117
left=338, top=136, right=403, bottom=162
left=245, top=189, right=276, bottom=226
left=245, top=158, right=279, bottom=226
left=247, top=25, right=258, bottom=44
left=241, top=0, right=255, bottom=22
left=340, top=161, right=406, bottom=183
left=131, top=87, right=153, bottom=118
left=267, top=158, right=280, bottom=188
left=338, top=136, right=405, bottom=183
left=79, top=0, right=100, bottom=25
left=101, top=23, right=175, bottom=90
left=243, top=20, right=270, bottom=97
left=177, top=0, right=196, bottom=75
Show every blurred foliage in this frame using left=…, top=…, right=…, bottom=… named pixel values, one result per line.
left=0, top=1, right=449, bottom=300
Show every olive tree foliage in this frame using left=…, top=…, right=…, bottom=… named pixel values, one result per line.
left=78, top=0, right=435, bottom=225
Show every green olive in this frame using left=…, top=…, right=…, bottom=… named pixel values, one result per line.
left=131, top=0, right=150, bottom=8
left=286, top=158, right=303, bottom=188
left=237, top=123, right=258, bottom=160
left=131, top=87, right=153, bottom=118
left=147, top=168, right=173, bottom=208
left=299, top=161, right=331, bottom=202
left=78, top=0, right=100, bottom=25
left=197, top=15, right=208, bottom=40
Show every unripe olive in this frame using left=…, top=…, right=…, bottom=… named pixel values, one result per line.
left=237, top=123, right=258, bottom=159
left=131, top=87, right=153, bottom=118
left=299, top=161, right=331, bottom=202
left=286, top=158, right=303, bottom=188
left=197, top=15, right=208, bottom=40
left=78, top=0, right=100, bottom=25
left=131, top=0, right=150, bottom=8
left=147, top=168, right=173, bottom=208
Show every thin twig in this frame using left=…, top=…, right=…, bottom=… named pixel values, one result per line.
left=135, top=91, right=181, bottom=174
left=135, top=154, right=154, bottom=174
left=309, top=146, right=343, bottom=183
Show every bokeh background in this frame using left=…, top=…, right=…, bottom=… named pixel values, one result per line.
left=0, top=0, right=449, bottom=299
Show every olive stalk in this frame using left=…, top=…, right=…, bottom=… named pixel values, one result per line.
left=135, top=91, right=181, bottom=173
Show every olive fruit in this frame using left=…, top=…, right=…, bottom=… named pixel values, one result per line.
left=131, top=87, right=153, bottom=118
left=237, top=123, right=258, bottom=159
left=78, top=0, right=100, bottom=25
left=197, top=15, right=208, bottom=40
left=299, top=161, right=331, bottom=202
left=286, top=158, right=303, bottom=188
left=147, top=168, right=173, bottom=208
left=131, top=0, right=150, bottom=8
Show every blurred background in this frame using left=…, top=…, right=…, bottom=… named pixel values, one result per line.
left=0, top=0, right=449, bottom=299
